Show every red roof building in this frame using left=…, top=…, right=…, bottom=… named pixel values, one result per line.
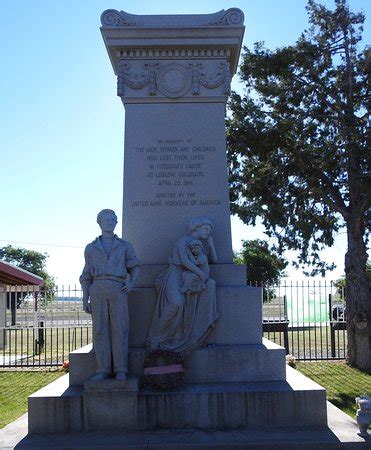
left=0, top=261, right=44, bottom=348
left=0, top=260, right=44, bottom=286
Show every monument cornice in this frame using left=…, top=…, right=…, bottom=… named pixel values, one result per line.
left=100, top=9, right=244, bottom=28
left=100, top=9, right=245, bottom=76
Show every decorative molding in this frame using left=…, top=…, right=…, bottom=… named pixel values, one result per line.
left=208, top=8, right=244, bottom=26
left=101, top=9, right=244, bottom=28
left=145, top=63, right=160, bottom=96
left=117, top=61, right=231, bottom=99
left=117, top=61, right=149, bottom=97
left=189, top=63, right=230, bottom=96
left=116, top=48, right=232, bottom=60
left=157, top=63, right=191, bottom=98
left=101, top=9, right=137, bottom=27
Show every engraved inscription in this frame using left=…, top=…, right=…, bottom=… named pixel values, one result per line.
left=130, top=138, right=221, bottom=208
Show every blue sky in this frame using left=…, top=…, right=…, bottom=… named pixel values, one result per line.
left=0, top=1, right=369, bottom=284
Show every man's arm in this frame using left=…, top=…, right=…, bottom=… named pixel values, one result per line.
left=80, top=247, right=92, bottom=314
left=122, top=242, right=140, bottom=294
left=122, top=266, right=140, bottom=294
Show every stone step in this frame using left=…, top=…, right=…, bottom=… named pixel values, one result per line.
left=28, top=377, right=83, bottom=434
left=132, top=370, right=327, bottom=431
left=69, top=339, right=286, bottom=386
left=28, top=367, right=327, bottom=434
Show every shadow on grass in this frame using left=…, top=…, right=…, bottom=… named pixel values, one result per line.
left=330, top=392, right=357, bottom=417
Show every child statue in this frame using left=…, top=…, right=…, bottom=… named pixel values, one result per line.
left=148, top=217, right=218, bottom=352
left=179, top=239, right=209, bottom=294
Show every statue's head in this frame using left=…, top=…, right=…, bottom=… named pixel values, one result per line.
left=188, top=239, right=203, bottom=256
left=188, top=217, right=213, bottom=240
left=97, top=209, right=117, bottom=233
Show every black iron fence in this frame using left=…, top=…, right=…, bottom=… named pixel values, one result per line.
left=0, top=285, right=92, bottom=368
left=261, top=281, right=346, bottom=360
left=0, top=281, right=346, bottom=368
left=1, top=326, right=92, bottom=368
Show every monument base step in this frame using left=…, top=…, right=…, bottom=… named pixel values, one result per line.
left=28, top=366, right=327, bottom=433
left=69, top=339, right=286, bottom=385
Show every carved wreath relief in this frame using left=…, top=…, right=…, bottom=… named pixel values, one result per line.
left=117, top=61, right=231, bottom=99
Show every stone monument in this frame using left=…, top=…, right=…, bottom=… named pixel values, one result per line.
left=27, top=8, right=334, bottom=444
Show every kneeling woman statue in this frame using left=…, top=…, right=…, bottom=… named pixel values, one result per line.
left=148, top=217, right=218, bottom=352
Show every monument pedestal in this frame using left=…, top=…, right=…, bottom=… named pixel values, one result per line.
left=29, top=367, right=328, bottom=433
left=28, top=272, right=328, bottom=434
left=84, top=378, right=139, bottom=431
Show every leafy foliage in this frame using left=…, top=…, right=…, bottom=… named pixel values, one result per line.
left=227, top=0, right=369, bottom=276
left=234, top=239, right=287, bottom=285
left=227, top=0, right=370, bottom=369
left=234, top=239, right=288, bottom=302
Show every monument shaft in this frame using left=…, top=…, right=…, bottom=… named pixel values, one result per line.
left=100, top=9, right=245, bottom=264
left=124, top=102, right=232, bottom=263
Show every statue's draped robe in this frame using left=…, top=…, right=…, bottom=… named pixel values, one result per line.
left=148, top=235, right=218, bottom=352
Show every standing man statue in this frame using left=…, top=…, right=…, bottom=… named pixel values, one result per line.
left=80, top=209, right=140, bottom=381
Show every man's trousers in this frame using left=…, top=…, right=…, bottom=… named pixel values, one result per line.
left=89, top=279, right=129, bottom=374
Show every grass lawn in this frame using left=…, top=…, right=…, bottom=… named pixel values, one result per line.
left=0, top=370, right=64, bottom=429
left=296, top=360, right=371, bottom=418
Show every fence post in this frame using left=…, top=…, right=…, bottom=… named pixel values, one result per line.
left=329, top=294, right=336, bottom=358
left=328, top=293, right=332, bottom=323
left=283, top=293, right=288, bottom=320
left=35, top=320, right=45, bottom=354
left=283, top=295, right=290, bottom=354
left=0, top=284, right=6, bottom=350
left=283, top=323, right=290, bottom=355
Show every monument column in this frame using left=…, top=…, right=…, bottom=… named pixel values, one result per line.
left=100, top=9, right=244, bottom=264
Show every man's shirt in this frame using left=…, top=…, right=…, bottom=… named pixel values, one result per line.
left=80, top=235, right=139, bottom=284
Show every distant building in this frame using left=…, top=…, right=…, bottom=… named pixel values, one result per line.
left=0, top=260, right=43, bottom=348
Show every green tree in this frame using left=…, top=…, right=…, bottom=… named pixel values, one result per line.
left=234, top=239, right=287, bottom=302
left=234, top=239, right=288, bottom=284
left=226, top=1, right=370, bottom=370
